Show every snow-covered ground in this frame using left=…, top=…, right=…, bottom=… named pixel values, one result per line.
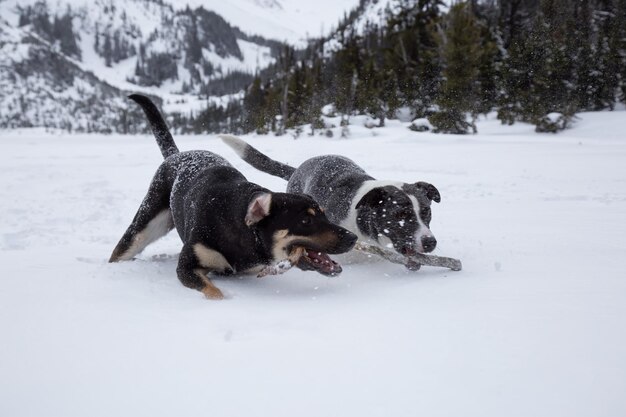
left=1, top=112, right=625, bottom=416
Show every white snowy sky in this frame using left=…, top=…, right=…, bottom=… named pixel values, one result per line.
left=0, top=0, right=361, bottom=44
left=179, top=0, right=359, bottom=42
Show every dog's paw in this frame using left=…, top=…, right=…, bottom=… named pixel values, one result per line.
left=201, top=286, right=225, bottom=300
left=405, top=259, right=421, bottom=271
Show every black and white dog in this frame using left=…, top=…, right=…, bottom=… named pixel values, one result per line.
left=109, top=95, right=356, bottom=299
left=220, top=135, right=440, bottom=265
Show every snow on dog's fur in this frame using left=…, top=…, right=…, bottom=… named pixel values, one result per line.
left=221, top=135, right=440, bottom=266
left=109, top=96, right=356, bottom=299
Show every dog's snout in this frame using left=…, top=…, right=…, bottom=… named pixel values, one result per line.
left=327, top=227, right=357, bottom=253
left=421, top=236, right=437, bottom=253
left=340, top=229, right=358, bottom=251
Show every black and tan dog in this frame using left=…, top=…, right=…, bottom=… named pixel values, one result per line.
left=221, top=135, right=441, bottom=267
left=109, top=95, right=356, bottom=299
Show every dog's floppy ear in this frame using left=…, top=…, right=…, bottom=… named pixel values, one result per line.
left=416, top=182, right=441, bottom=203
left=356, top=187, right=389, bottom=209
left=245, top=193, right=272, bottom=226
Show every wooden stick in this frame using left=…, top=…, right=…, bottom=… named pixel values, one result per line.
left=257, top=259, right=294, bottom=278
left=257, top=247, right=304, bottom=278
left=354, top=242, right=462, bottom=271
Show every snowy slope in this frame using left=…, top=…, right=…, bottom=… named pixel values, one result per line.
left=0, top=0, right=277, bottom=91
left=1, top=0, right=359, bottom=44
left=180, top=0, right=359, bottom=43
left=0, top=0, right=365, bottom=125
left=0, top=17, right=154, bottom=132
left=1, top=112, right=626, bottom=416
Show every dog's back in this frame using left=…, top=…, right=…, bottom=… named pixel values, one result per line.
left=221, top=134, right=441, bottom=258
left=288, top=155, right=373, bottom=224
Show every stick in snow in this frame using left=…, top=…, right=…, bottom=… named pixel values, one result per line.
left=354, top=242, right=462, bottom=271
left=257, top=247, right=306, bottom=278
left=257, top=259, right=295, bottom=278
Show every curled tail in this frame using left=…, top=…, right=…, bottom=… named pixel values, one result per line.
left=219, top=135, right=296, bottom=181
left=129, top=94, right=179, bottom=159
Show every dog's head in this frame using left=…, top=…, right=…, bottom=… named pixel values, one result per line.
left=245, top=192, right=357, bottom=276
left=355, top=182, right=440, bottom=256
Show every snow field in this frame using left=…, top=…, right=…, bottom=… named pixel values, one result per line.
left=1, top=111, right=626, bottom=416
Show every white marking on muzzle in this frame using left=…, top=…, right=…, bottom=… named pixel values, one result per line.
left=408, top=195, right=435, bottom=253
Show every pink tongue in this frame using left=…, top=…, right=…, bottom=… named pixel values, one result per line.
left=307, top=250, right=337, bottom=270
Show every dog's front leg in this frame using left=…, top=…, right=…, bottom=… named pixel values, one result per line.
left=177, top=244, right=228, bottom=300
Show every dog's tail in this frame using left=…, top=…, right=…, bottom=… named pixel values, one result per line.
left=219, top=135, right=296, bottom=181
left=129, top=94, right=179, bottom=159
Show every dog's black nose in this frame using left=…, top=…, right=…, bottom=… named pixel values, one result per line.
left=342, top=230, right=358, bottom=250
left=327, top=227, right=357, bottom=253
left=421, top=236, right=437, bottom=253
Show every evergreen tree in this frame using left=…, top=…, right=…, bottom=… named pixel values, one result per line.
left=429, top=2, right=482, bottom=134
left=186, top=15, right=203, bottom=65
left=526, top=0, right=575, bottom=126
left=333, top=30, right=361, bottom=117
left=94, top=23, right=100, bottom=51
left=103, top=34, right=112, bottom=67
left=242, top=76, right=268, bottom=133
left=383, top=0, right=443, bottom=115
left=611, top=0, right=626, bottom=103
left=475, top=25, right=501, bottom=115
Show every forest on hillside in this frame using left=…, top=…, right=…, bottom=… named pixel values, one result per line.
left=182, top=0, right=626, bottom=135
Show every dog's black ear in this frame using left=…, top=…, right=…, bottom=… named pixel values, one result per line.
left=356, top=187, right=389, bottom=210
left=416, top=182, right=441, bottom=203
left=245, top=193, right=272, bottom=226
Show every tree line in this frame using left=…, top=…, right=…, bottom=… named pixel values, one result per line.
left=187, top=0, right=626, bottom=135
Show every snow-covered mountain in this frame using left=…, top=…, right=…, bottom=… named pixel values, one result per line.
left=1, top=0, right=283, bottom=97
left=0, top=16, right=157, bottom=132
left=179, top=0, right=359, bottom=43
left=0, top=0, right=366, bottom=132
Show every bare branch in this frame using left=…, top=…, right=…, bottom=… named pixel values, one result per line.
left=354, top=242, right=462, bottom=271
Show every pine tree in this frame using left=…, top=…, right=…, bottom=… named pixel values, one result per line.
left=475, top=24, right=501, bottom=115
left=103, top=33, right=112, bottom=67
left=186, top=16, right=203, bottom=65
left=333, top=30, right=361, bottom=118
left=571, top=0, right=596, bottom=110
left=429, top=2, right=482, bottom=134
left=18, top=7, right=31, bottom=27
left=384, top=0, right=443, bottom=115
left=356, top=51, right=385, bottom=126
left=94, top=23, right=100, bottom=52
left=243, top=76, right=268, bottom=133
left=528, top=0, right=576, bottom=125
left=590, top=5, right=618, bottom=110
left=611, top=0, right=626, bottom=103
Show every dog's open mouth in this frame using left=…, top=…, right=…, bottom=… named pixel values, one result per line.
left=290, top=246, right=342, bottom=276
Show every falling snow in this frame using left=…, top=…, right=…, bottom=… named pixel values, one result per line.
left=1, top=109, right=626, bottom=417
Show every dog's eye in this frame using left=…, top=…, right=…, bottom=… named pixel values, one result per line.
left=301, top=218, right=312, bottom=225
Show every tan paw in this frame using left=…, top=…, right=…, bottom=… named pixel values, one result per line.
left=201, top=286, right=224, bottom=300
